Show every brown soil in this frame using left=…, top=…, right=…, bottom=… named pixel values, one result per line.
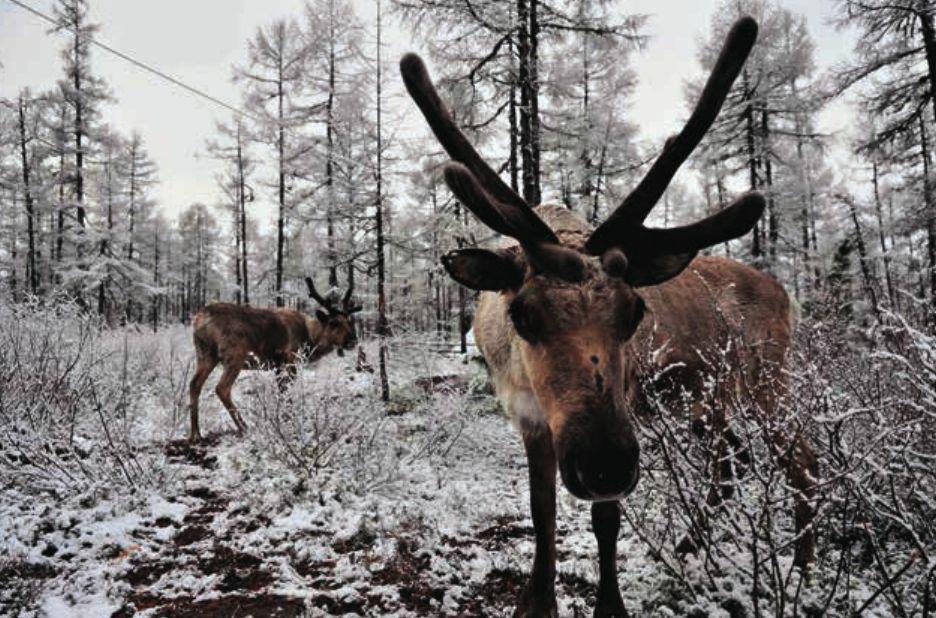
left=114, top=593, right=306, bottom=618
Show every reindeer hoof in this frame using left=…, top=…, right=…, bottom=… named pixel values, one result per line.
left=594, top=586, right=629, bottom=618
left=793, top=536, right=816, bottom=573
left=796, top=561, right=816, bottom=587
left=513, top=584, right=557, bottom=618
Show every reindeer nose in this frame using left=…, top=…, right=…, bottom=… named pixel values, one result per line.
left=557, top=416, right=640, bottom=501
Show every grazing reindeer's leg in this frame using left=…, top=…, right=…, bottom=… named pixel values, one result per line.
left=788, top=434, right=818, bottom=568
left=678, top=400, right=732, bottom=557
left=275, top=356, right=298, bottom=393
left=756, top=350, right=817, bottom=568
left=215, top=360, right=248, bottom=435
left=591, top=501, right=629, bottom=618
left=754, top=349, right=818, bottom=568
left=515, top=428, right=558, bottom=618
left=188, top=356, right=217, bottom=444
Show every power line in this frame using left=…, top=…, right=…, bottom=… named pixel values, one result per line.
left=5, top=0, right=257, bottom=122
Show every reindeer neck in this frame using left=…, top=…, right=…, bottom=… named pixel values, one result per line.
left=304, top=318, right=331, bottom=359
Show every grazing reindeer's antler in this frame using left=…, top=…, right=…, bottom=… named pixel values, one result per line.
left=400, top=53, right=587, bottom=282
left=586, top=16, right=764, bottom=264
left=342, top=281, right=363, bottom=314
left=305, top=276, right=336, bottom=314
left=306, top=276, right=363, bottom=315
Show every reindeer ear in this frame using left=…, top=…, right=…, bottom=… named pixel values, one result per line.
left=626, top=251, right=697, bottom=288
left=316, top=309, right=331, bottom=324
left=441, top=248, right=524, bottom=291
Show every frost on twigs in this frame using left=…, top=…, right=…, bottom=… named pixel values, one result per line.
left=1, top=304, right=934, bottom=616
left=622, top=311, right=936, bottom=616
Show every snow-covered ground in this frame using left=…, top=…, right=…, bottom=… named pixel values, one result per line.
left=0, top=325, right=618, bottom=617
left=0, top=307, right=929, bottom=617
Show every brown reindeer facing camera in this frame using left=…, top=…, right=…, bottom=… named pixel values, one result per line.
left=402, top=16, right=817, bottom=618
left=187, top=278, right=362, bottom=444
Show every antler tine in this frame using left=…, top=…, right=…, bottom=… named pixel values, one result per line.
left=305, top=276, right=335, bottom=313
left=443, top=163, right=520, bottom=239
left=629, top=192, right=765, bottom=256
left=586, top=16, right=759, bottom=255
left=444, top=162, right=588, bottom=281
left=400, top=53, right=557, bottom=245
left=342, top=284, right=364, bottom=313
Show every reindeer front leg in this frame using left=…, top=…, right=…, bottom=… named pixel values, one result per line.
left=275, top=355, right=298, bottom=393
left=188, top=356, right=217, bottom=444
left=592, top=501, right=629, bottom=617
left=516, top=429, right=558, bottom=618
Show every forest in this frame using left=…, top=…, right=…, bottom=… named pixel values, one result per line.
left=0, top=0, right=935, bottom=616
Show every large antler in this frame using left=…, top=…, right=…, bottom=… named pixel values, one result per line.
left=307, top=276, right=363, bottom=315
left=342, top=281, right=363, bottom=314
left=305, top=276, right=336, bottom=314
left=401, top=54, right=587, bottom=281
left=586, top=16, right=762, bottom=259
left=400, top=54, right=555, bottom=242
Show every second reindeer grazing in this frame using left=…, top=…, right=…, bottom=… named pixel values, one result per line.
left=187, top=278, right=362, bottom=443
left=402, top=16, right=817, bottom=618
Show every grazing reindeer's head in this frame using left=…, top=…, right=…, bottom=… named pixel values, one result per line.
left=402, top=17, right=764, bottom=501
left=305, top=277, right=363, bottom=356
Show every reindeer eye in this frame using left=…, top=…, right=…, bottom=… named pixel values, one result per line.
left=617, top=295, right=646, bottom=339
left=508, top=296, right=541, bottom=343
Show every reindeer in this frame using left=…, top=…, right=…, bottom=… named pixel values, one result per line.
left=401, top=16, right=817, bottom=618
left=187, top=279, right=362, bottom=444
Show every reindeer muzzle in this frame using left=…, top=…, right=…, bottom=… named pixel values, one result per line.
left=556, top=413, right=640, bottom=502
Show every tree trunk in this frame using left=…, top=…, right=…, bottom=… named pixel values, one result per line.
left=237, top=123, right=250, bottom=305
left=919, top=9, right=936, bottom=128
left=17, top=95, right=38, bottom=295
left=56, top=105, right=66, bottom=266
left=844, top=195, right=881, bottom=323
left=152, top=223, right=160, bottom=331
left=375, top=0, right=390, bottom=403
left=73, top=29, right=85, bottom=235
left=326, top=3, right=339, bottom=288
left=517, top=0, right=540, bottom=204
left=128, top=142, right=137, bottom=262
left=871, top=160, right=897, bottom=308
left=742, top=69, right=761, bottom=259
left=761, top=109, right=777, bottom=264
left=234, top=188, right=242, bottom=305
left=9, top=205, right=17, bottom=301
left=579, top=26, right=593, bottom=212
left=509, top=33, right=519, bottom=193
left=276, top=60, right=286, bottom=308
left=919, top=113, right=936, bottom=304
left=98, top=150, right=114, bottom=319
left=529, top=0, right=541, bottom=204
left=345, top=119, right=356, bottom=299
left=794, top=110, right=814, bottom=293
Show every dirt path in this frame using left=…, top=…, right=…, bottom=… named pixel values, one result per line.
left=103, top=436, right=598, bottom=618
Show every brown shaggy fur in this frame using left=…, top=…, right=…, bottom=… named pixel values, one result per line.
left=475, top=204, right=817, bottom=568
left=187, top=303, right=355, bottom=443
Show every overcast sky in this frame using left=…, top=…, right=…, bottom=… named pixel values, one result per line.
left=0, top=0, right=859, bottom=221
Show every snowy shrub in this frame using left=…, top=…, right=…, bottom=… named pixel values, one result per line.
left=0, top=300, right=172, bottom=495
left=244, top=363, right=400, bottom=494
left=624, top=312, right=936, bottom=616
left=243, top=344, right=471, bottom=499
left=792, top=313, right=936, bottom=615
